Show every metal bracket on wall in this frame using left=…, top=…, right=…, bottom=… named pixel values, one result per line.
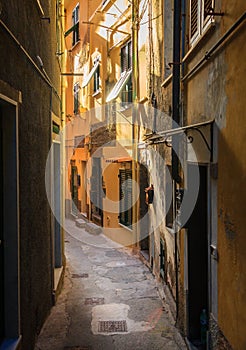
left=185, top=127, right=211, bottom=153
left=205, top=7, right=224, bottom=17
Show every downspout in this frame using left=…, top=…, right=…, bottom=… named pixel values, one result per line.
left=60, top=0, right=66, bottom=267
left=132, top=0, right=140, bottom=249
left=172, top=0, right=181, bottom=323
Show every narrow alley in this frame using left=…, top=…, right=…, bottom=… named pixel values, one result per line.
left=35, top=219, right=187, bottom=350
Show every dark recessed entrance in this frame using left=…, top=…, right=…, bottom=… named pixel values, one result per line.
left=187, top=164, right=208, bottom=348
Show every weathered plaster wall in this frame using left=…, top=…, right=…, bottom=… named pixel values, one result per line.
left=217, top=7, right=246, bottom=349
left=0, top=0, right=61, bottom=348
left=183, top=2, right=246, bottom=348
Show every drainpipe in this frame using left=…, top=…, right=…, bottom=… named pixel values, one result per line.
left=172, top=0, right=181, bottom=323
left=132, top=0, right=140, bottom=248
left=60, top=0, right=66, bottom=266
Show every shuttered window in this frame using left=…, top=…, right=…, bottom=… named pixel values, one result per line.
left=190, top=0, right=214, bottom=45
left=203, top=0, right=213, bottom=21
left=190, top=0, right=198, bottom=38
left=119, top=169, right=132, bottom=228
left=72, top=4, right=79, bottom=46
left=121, top=41, right=132, bottom=72
left=120, top=41, right=132, bottom=103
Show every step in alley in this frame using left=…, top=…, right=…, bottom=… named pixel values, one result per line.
left=35, top=219, right=187, bottom=350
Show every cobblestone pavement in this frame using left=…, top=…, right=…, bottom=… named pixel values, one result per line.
left=35, top=219, right=187, bottom=350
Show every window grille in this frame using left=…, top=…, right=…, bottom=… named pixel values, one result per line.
left=190, top=0, right=198, bottom=38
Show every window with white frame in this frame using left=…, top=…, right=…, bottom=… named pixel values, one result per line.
left=190, top=0, right=214, bottom=45
left=93, top=58, right=100, bottom=94
left=72, top=4, right=80, bottom=46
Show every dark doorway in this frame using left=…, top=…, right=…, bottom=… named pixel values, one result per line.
left=0, top=106, right=4, bottom=342
left=187, top=164, right=208, bottom=347
left=53, top=142, right=62, bottom=268
left=71, top=165, right=79, bottom=216
left=0, top=99, right=19, bottom=341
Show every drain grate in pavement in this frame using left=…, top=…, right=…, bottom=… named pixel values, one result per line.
left=71, top=273, right=89, bottom=278
left=98, top=320, right=127, bottom=333
left=85, top=297, right=104, bottom=305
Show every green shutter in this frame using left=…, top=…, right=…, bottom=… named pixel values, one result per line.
left=119, top=169, right=132, bottom=227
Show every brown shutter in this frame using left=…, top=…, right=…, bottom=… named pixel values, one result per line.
left=190, top=0, right=198, bottom=38
left=204, top=0, right=213, bottom=20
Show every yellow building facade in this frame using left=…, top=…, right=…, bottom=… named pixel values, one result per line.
left=63, top=1, right=246, bottom=348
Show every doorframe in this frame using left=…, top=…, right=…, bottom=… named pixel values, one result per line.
left=0, top=93, right=21, bottom=345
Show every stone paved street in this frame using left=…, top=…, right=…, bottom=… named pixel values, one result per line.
left=35, top=219, right=187, bottom=350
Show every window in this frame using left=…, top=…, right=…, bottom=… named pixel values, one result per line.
left=120, top=41, right=132, bottom=103
left=72, top=4, right=80, bottom=46
left=119, top=168, right=132, bottom=228
left=73, top=82, right=80, bottom=114
left=93, top=62, right=100, bottom=94
left=190, top=0, right=214, bottom=45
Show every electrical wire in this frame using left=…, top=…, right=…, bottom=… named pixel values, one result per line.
left=140, top=13, right=162, bottom=26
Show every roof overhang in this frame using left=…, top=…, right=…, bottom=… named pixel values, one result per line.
left=144, top=119, right=215, bottom=163
left=144, top=120, right=214, bottom=141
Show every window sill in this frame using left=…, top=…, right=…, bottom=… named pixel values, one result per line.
left=119, top=223, right=133, bottom=232
left=182, top=22, right=216, bottom=64
left=92, top=89, right=101, bottom=97
left=71, top=40, right=81, bottom=51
